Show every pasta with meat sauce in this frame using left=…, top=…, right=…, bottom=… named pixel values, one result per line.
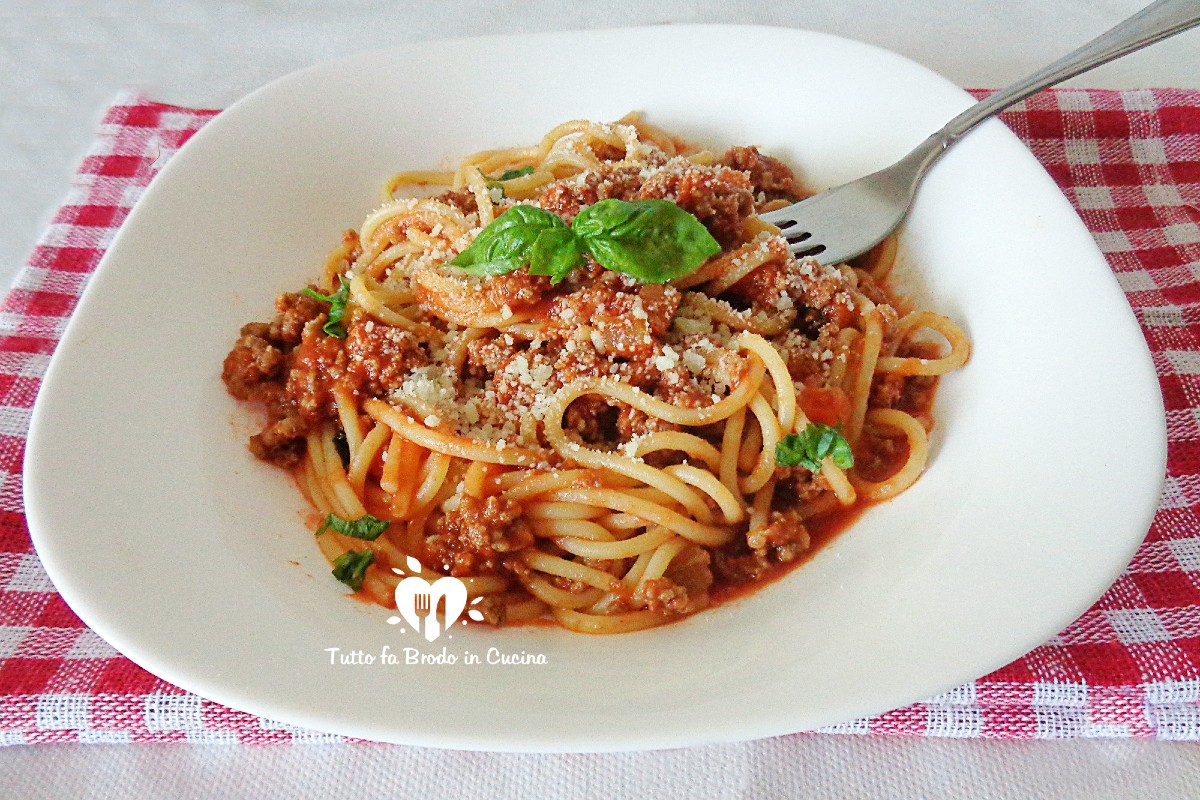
left=222, top=115, right=969, bottom=633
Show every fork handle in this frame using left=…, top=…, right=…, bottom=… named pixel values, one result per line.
left=939, top=0, right=1200, bottom=144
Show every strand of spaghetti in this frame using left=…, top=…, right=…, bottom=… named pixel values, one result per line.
left=552, top=606, right=667, bottom=634
left=705, top=236, right=789, bottom=297
left=313, top=525, right=350, bottom=565
left=850, top=409, right=930, bottom=501
left=382, top=170, right=455, bottom=201
left=321, top=231, right=359, bottom=288
left=462, top=461, right=496, bottom=498
left=875, top=312, right=971, bottom=376
left=454, top=146, right=540, bottom=186
left=389, top=439, right=426, bottom=518
left=719, top=407, right=746, bottom=495
left=298, top=450, right=333, bottom=515
left=358, top=198, right=468, bottom=248
left=525, top=501, right=608, bottom=520
left=332, top=386, right=364, bottom=456
left=738, top=332, right=798, bottom=433
left=737, top=407, right=761, bottom=473
left=663, top=464, right=745, bottom=523
left=502, top=469, right=606, bottom=502
left=379, top=432, right=406, bottom=494
left=542, top=488, right=731, bottom=547
left=347, top=421, right=389, bottom=496
left=348, top=273, right=441, bottom=337
left=557, top=526, right=675, bottom=560
left=827, top=328, right=858, bottom=388
left=319, top=427, right=368, bottom=518
left=740, top=393, right=782, bottom=495
left=868, top=235, right=899, bottom=281
left=623, top=485, right=715, bottom=525
left=364, top=398, right=544, bottom=466
left=622, top=550, right=655, bottom=588
left=403, top=510, right=430, bottom=559
left=466, top=168, right=495, bottom=227
left=530, top=518, right=616, bottom=541
left=521, top=550, right=621, bottom=592
left=521, top=576, right=606, bottom=609
left=748, top=477, right=775, bottom=532
left=444, top=327, right=490, bottom=373
left=684, top=293, right=795, bottom=336
left=546, top=348, right=764, bottom=427
left=410, top=266, right=536, bottom=329
left=412, top=452, right=452, bottom=512
left=821, top=457, right=857, bottom=505
left=637, top=536, right=690, bottom=586
left=599, top=512, right=646, bottom=531
left=305, top=430, right=344, bottom=518
left=847, top=307, right=883, bottom=442
left=540, top=376, right=761, bottom=516
left=630, top=431, right=722, bottom=472
left=614, top=112, right=678, bottom=157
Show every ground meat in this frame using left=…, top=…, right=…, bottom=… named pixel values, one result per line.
left=425, top=495, right=535, bottom=576
left=637, top=162, right=755, bottom=246
left=723, top=256, right=790, bottom=311
left=222, top=332, right=284, bottom=400
left=343, top=319, right=429, bottom=395
left=545, top=276, right=680, bottom=359
left=248, top=413, right=308, bottom=467
left=481, top=268, right=551, bottom=310
left=536, top=162, right=647, bottom=221
left=720, top=146, right=801, bottom=202
left=746, top=510, right=811, bottom=563
left=269, top=291, right=325, bottom=348
left=563, top=396, right=619, bottom=444
left=635, top=577, right=693, bottom=615
left=285, top=316, right=346, bottom=424
left=465, top=335, right=519, bottom=378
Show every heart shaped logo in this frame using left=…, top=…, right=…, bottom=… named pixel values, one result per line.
left=392, top=558, right=468, bottom=642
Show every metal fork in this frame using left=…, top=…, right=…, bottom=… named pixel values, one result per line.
left=761, top=0, right=1200, bottom=266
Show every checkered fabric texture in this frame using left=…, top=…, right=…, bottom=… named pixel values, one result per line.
left=1, top=90, right=1198, bottom=744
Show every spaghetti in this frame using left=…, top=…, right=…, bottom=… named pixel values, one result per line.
left=222, top=115, right=969, bottom=633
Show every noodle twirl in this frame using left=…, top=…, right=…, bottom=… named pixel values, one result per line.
left=222, top=116, right=969, bottom=633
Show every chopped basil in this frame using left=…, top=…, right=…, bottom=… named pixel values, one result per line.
left=303, top=275, right=350, bottom=338
left=497, top=166, right=534, bottom=181
left=450, top=199, right=718, bottom=286
left=776, top=423, right=854, bottom=474
left=331, top=549, right=375, bottom=591
left=315, top=512, right=391, bottom=541
left=451, top=205, right=569, bottom=278
left=572, top=199, right=721, bottom=284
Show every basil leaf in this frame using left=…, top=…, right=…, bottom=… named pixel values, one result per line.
left=529, top=227, right=586, bottom=284
left=451, top=205, right=567, bottom=277
left=775, top=423, right=854, bottom=474
left=572, top=199, right=721, bottom=284
left=303, top=275, right=350, bottom=339
left=497, top=166, right=534, bottom=181
left=331, top=549, right=375, bottom=591
left=315, top=512, right=391, bottom=541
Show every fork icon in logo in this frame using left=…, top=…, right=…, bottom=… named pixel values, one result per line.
left=393, top=557, right=468, bottom=642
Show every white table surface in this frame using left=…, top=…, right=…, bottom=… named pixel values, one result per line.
left=3, top=1, right=1199, bottom=797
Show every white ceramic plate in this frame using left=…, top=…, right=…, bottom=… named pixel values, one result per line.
left=25, top=25, right=1165, bottom=751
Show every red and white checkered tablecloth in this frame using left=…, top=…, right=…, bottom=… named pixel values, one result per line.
left=1, top=89, right=1198, bottom=745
